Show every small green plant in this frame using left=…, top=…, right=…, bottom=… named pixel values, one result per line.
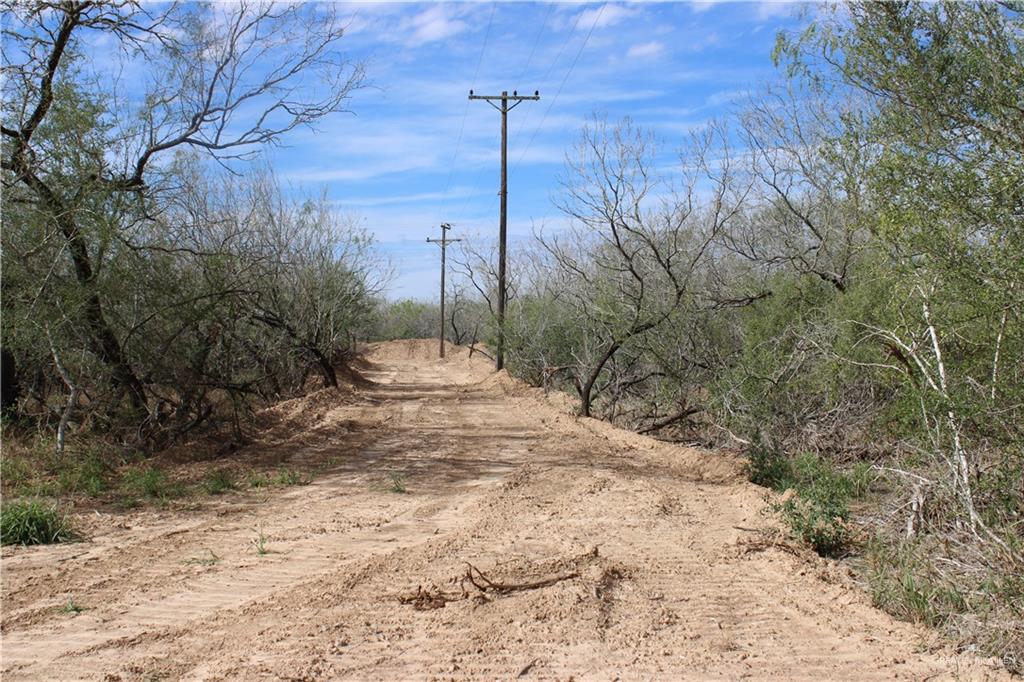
left=848, top=461, right=875, bottom=498
left=387, top=472, right=407, bottom=494
left=251, top=526, right=270, bottom=555
left=183, top=549, right=220, bottom=566
left=747, top=442, right=865, bottom=557
left=57, top=454, right=109, bottom=497
left=745, top=436, right=792, bottom=489
left=202, top=469, right=237, bottom=495
left=0, top=500, right=75, bottom=546
left=770, top=490, right=850, bottom=557
left=122, top=466, right=179, bottom=501
left=0, top=456, right=33, bottom=493
left=247, top=472, right=269, bottom=489
left=274, top=467, right=308, bottom=486
left=59, top=596, right=85, bottom=614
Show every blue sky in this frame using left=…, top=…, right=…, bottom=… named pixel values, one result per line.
left=253, top=2, right=806, bottom=299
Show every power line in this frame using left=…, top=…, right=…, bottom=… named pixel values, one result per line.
left=510, top=2, right=606, bottom=177
left=451, top=4, right=588, bottom=226
left=435, top=2, right=496, bottom=224
left=508, top=3, right=555, bottom=149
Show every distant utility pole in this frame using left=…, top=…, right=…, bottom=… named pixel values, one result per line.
left=427, top=223, right=461, bottom=359
left=469, top=89, right=540, bottom=371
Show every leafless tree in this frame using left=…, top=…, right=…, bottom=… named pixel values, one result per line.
left=539, top=118, right=749, bottom=417
left=1, top=0, right=364, bottom=417
left=728, top=83, right=872, bottom=293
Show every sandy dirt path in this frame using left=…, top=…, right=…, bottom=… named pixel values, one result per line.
left=0, top=341, right=1009, bottom=680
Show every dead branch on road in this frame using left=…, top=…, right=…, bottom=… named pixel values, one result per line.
left=398, top=550, right=599, bottom=610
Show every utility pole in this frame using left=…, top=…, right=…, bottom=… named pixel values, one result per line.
left=427, top=223, right=461, bottom=359
left=469, top=89, right=539, bottom=371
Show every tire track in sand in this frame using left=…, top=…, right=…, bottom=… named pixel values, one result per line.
left=0, top=340, right=1010, bottom=680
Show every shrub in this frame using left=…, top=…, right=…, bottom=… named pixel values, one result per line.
left=771, top=491, right=850, bottom=557
left=121, top=466, right=179, bottom=501
left=748, top=442, right=863, bottom=557
left=274, top=467, right=307, bottom=486
left=57, top=454, right=109, bottom=497
left=0, top=500, right=75, bottom=545
left=745, top=436, right=792, bottom=489
left=388, top=472, right=407, bottom=494
left=202, top=469, right=237, bottom=495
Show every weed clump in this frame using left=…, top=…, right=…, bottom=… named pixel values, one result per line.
left=57, top=453, right=110, bottom=497
left=59, top=596, right=86, bottom=614
left=251, top=526, right=270, bottom=555
left=388, top=472, right=407, bottom=494
left=0, top=499, right=76, bottom=546
left=746, top=438, right=868, bottom=557
left=121, top=466, right=181, bottom=502
left=274, top=467, right=308, bottom=486
left=202, top=469, right=237, bottom=495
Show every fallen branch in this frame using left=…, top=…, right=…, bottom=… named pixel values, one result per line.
left=398, top=550, right=598, bottom=610
left=462, top=563, right=579, bottom=595
left=638, top=405, right=702, bottom=435
left=517, top=658, right=539, bottom=677
left=737, top=539, right=805, bottom=558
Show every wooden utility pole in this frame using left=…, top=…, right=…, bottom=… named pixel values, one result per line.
left=469, top=89, right=539, bottom=371
left=427, top=223, right=461, bottom=359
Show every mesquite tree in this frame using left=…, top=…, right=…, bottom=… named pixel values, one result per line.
left=1, top=1, right=366, bottom=442
left=539, top=118, right=747, bottom=418
left=776, top=0, right=1024, bottom=538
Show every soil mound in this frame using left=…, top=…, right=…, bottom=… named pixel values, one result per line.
left=365, top=339, right=457, bottom=362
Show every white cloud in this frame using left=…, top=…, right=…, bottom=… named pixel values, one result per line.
left=689, top=0, right=723, bottom=13
left=688, top=0, right=799, bottom=19
left=757, top=1, right=800, bottom=20
left=626, top=41, right=665, bottom=60
left=335, top=187, right=481, bottom=208
left=576, top=3, right=640, bottom=30
left=405, top=6, right=469, bottom=46
left=704, top=88, right=751, bottom=107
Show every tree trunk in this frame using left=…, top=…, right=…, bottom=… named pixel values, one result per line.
left=60, top=215, right=148, bottom=414
left=312, top=350, right=338, bottom=388
left=579, top=340, right=620, bottom=418
left=23, top=174, right=148, bottom=415
left=1, top=347, right=20, bottom=418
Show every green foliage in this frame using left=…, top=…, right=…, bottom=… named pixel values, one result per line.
left=251, top=526, right=270, bottom=555
left=367, top=299, right=439, bottom=341
left=0, top=500, right=75, bottom=546
left=59, top=596, right=86, bottom=615
left=121, top=467, right=180, bottom=501
left=748, top=441, right=866, bottom=557
left=504, top=295, right=584, bottom=387
left=771, top=492, right=850, bottom=558
left=56, top=453, right=109, bottom=497
left=865, top=537, right=1024, bottom=673
left=0, top=455, right=33, bottom=493
left=746, top=436, right=792, bottom=489
left=273, top=467, right=308, bottom=487
left=202, top=469, right=237, bottom=495
left=387, top=472, right=407, bottom=494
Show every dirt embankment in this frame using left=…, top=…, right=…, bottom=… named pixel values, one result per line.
left=0, top=340, right=1010, bottom=680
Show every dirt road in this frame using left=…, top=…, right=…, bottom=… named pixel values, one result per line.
left=0, top=341, right=1009, bottom=680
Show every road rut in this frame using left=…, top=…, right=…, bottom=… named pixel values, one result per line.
left=0, top=340, right=1008, bottom=680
